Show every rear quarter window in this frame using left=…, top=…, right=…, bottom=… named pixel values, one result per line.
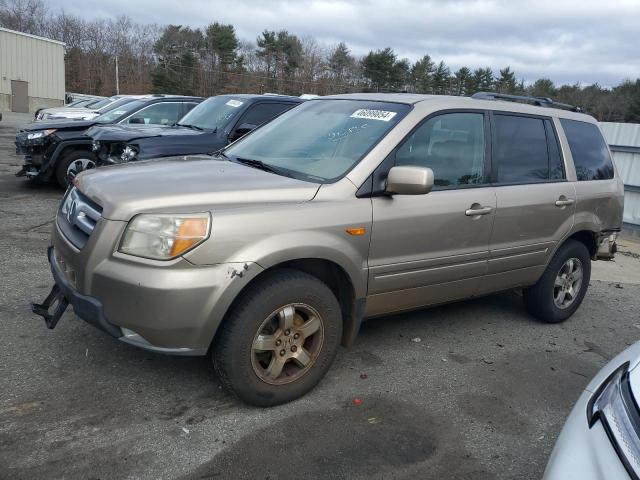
left=560, top=119, right=614, bottom=181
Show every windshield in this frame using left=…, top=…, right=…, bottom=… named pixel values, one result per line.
left=89, top=98, right=113, bottom=110
left=177, top=96, right=246, bottom=131
left=224, top=99, right=411, bottom=182
left=94, top=99, right=147, bottom=124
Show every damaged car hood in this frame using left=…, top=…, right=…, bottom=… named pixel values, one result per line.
left=75, top=155, right=320, bottom=220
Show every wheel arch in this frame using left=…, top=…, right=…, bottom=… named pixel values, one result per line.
left=211, top=257, right=366, bottom=352
left=44, top=139, right=95, bottom=174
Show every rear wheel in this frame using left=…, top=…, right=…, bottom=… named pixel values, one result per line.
left=213, top=269, right=342, bottom=406
left=55, top=151, right=97, bottom=188
left=524, top=239, right=591, bottom=323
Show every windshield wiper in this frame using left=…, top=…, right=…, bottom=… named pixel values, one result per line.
left=211, top=149, right=229, bottom=159
left=232, top=157, right=293, bottom=177
left=176, top=123, right=204, bottom=131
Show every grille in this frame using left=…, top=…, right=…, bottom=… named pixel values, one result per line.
left=57, top=187, right=103, bottom=249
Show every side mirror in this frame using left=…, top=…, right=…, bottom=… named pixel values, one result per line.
left=385, top=166, right=434, bottom=195
left=229, top=123, right=257, bottom=142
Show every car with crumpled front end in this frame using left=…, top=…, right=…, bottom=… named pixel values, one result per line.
left=88, top=94, right=303, bottom=168
left=16, top=95, right=202, bottom=187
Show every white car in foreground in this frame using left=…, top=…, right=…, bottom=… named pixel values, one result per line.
left=544, top=341, right=640, bottom=479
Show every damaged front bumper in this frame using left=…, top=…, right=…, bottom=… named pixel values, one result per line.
left=15, top=133, right=48, bottom=178
left=34, top=221, right=264, bottom=356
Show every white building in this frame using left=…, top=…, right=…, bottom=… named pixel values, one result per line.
left=600, top=122, right=640, bottom=226
left=0, top=27, right=65, bottom=113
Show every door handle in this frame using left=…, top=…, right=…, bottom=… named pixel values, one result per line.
left=555, top=198, right=575, bottom=207
left=465, top=206, right=493, bottom=216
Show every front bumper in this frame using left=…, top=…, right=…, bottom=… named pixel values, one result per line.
left=43, top=218, right=262, bottom=355
left=46, top=245, right=122, bottom=338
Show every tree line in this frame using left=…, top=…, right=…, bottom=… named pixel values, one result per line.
left=2, top=0, right=640, bottom=122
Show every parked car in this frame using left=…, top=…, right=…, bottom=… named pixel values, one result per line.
left=34, top=97, right=106, bottom=120
left=88, top=94, right=304, bottom=168
left=544, top=341, right=640, bottom=480
left=16, top=95, right=203, bottom=187
left=33, top=92, right=623, bottom=406
left=35, top=95, right=134, bottom=121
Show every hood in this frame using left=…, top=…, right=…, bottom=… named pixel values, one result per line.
left=25, top=119, right=97, bottom=131
left=88, top=124, right=202, bottom=142
left=76, top=155, right=320, bottom=220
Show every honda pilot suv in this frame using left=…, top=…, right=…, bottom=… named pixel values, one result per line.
left=34, top=92, right=624, bottom=406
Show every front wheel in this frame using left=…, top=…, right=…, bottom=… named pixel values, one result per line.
left=55, top=151, right=97, bottom=188
left=213, top=269, right=342, bottom=406
left=524, top=239, right=591, bottom=323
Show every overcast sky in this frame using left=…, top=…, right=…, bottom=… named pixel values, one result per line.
left=53, top=0, right=640, bottom=87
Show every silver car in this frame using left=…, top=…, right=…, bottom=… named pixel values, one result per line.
left=544, top=341, right=640, bottom=479
left=33, top=92, right=624, bottom=406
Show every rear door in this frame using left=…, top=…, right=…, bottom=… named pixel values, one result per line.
left=479, top=112, right=575, bottom=294
left=367, top=111, right=496, bottom=316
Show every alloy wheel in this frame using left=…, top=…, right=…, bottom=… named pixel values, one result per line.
left=251, top=303, right=325, bottom=385
left=553, top=257, right=584, bottom=309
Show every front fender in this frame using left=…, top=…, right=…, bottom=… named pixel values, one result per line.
left=184, top=199, right=372, bottom=298
left=237, top=230, right=369, bottom=298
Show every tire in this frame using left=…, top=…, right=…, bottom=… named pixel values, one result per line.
left=213, top=269, right=342, bottom=406
left=524, top=239, right=591, bottom=323
left=54, top=150, right=98, bottom=189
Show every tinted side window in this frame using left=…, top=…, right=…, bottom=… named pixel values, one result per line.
left=124, top=102, right=182, bottom=125
left=493, top=115, right=549, bottom=183
left=238, top=103, right=295, bottom=127
left=560, top=119, right=614, bottom=181
left=395, top=112, right=486, bottom=187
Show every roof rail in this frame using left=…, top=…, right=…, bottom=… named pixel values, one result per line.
left=471, top=91, right=582, bottom=113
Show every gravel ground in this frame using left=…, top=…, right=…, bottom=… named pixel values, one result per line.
left=1, top=111, right=640, bottom=480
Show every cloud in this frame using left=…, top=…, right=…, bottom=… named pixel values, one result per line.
left=56, top=0, right=640, bottom=86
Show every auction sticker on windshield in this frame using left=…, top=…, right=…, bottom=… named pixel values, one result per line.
left=226, top=99, right=244, bottom=108
left=350, top=109, right=397, bottom=121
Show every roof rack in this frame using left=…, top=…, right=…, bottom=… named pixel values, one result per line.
left=471, top=92, right=582, bottom=113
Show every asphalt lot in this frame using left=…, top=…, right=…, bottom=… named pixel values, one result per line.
left=1, top=111, right=640, bottom=480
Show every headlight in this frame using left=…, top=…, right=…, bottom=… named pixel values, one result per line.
left=92, top=141, right=100, bottom=152
left=588, top=362, right=640, bottom=478
left=119, top=213, right=211, bottom=260
left=120, top=145, right=137, bottom=162
left=27, top=129, right=56, bottom=140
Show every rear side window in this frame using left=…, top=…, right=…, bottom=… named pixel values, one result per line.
left=395, top=112, right=486, bottom=187
left=560, top=119, right=614, bottom=181
left=493, top=114, right=552, bottom=183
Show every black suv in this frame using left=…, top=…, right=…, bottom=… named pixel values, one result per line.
left=16, top=95, right=203, bottom=187
left=88, top=94, right=303, bottom=170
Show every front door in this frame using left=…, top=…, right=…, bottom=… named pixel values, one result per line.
left=478, top=113, right=575, bottom=295
left=11, top=80, right=28, bottom=113
left=366, top=111, right=496, bottom=316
